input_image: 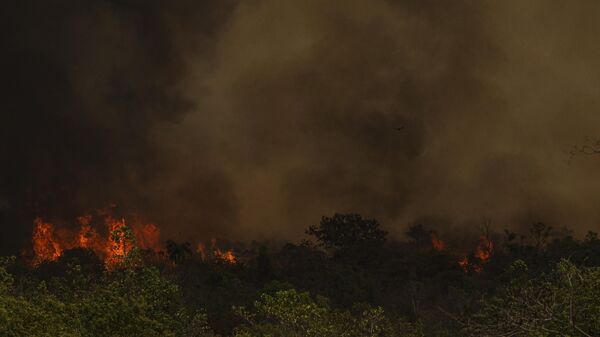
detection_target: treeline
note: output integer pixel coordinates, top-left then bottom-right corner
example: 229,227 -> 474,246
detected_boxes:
2,213 -> 600,336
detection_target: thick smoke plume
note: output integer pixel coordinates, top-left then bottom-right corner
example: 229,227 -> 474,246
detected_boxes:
2,0 -> 600,254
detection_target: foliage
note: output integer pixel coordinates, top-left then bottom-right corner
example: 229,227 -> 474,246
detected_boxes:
166,240 -> 193,265
466,259 -> 600,337
232,289 -> 415,337
0,257 -> 77,337
6,213 -> 600,336
0,257 -> 215,337
307,213 -> 387,252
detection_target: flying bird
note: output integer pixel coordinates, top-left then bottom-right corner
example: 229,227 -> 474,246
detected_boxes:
394,126 -> 405,132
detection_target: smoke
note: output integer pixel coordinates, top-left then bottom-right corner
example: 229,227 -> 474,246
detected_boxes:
0,0 -> 239,252
2,0 -> 600,254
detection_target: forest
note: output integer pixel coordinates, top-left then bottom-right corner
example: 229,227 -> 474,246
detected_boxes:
4,1 -> 600,336
2,213 -> 600,337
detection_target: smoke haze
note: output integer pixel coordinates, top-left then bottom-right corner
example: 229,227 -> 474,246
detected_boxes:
2,0 -> 600,253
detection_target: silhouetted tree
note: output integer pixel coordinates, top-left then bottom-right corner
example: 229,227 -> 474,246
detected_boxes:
306,213 -> 387,252
166,240 -> 192,265
256,246 -> 272,285
405,224 -> 432,250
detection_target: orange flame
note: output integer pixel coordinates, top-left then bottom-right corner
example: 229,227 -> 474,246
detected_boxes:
208,238 -> 237,264
131,222 -> 161,252
77,215 -> 101,249
457,236 -> 494,273
196,242 -> 207,261
104,216 -> 131,269
30,209 -> 165,269
32,217 -> 62,265
475,236 -> 493,261
214,249 -> 237,264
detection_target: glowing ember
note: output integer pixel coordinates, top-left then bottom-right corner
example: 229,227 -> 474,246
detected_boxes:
431,232 -> 446,251
196,242 -> 207,261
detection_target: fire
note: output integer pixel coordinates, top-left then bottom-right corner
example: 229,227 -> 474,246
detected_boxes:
104,216 -> 131,269
457,236 -> 494,273
30,208 -> 239,268
194,238 -> 237,264
132,222 -> 161,251
196,242 -> 207,261
77,215 -> 100,249
211,238 -> 237,264
431,232 -> 446,251
30,210 -> 165,268
78,224 -> 99,248
214,248 -> 237,264
475,236 -> 493,261
32,217 -> 62,265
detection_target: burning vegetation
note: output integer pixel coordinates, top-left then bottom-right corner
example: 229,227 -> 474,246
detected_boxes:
30,207 -> 502,278
197,239 -> 237,264
6,212 -> 600,337
430,232 -> 446,252
31,213 -> 155,268
29,207 -> 237,269
4,0 -> 600,335
32,217 -> 62,265
422,228 -> 495,273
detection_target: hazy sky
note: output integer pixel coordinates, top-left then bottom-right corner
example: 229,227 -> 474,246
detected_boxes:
2,1 -> 600,253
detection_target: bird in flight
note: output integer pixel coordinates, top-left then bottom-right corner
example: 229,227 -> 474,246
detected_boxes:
394,126 -> 405,132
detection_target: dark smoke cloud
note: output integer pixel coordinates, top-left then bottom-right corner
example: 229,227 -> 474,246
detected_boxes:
0,0 -> 238,253
2,0 -> 600,254
181,0 -> 507,238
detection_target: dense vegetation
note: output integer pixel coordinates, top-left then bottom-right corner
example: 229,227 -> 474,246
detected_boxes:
2,213 -> 600,336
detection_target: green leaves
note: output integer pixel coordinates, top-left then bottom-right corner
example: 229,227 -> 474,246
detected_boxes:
467,259 -> 600,337
0,260 -> 216,337
233,289 -> 415,337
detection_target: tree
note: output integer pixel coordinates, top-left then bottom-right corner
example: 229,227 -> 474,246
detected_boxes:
405,224 -> 433,250
466,259 -> 600,337
232,288 -> 410,337
0,253 -> 216,337
255,246 -> 272,285
306,213 -> 387,252
166,240 -> 193,265
0,257 -> 78,336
